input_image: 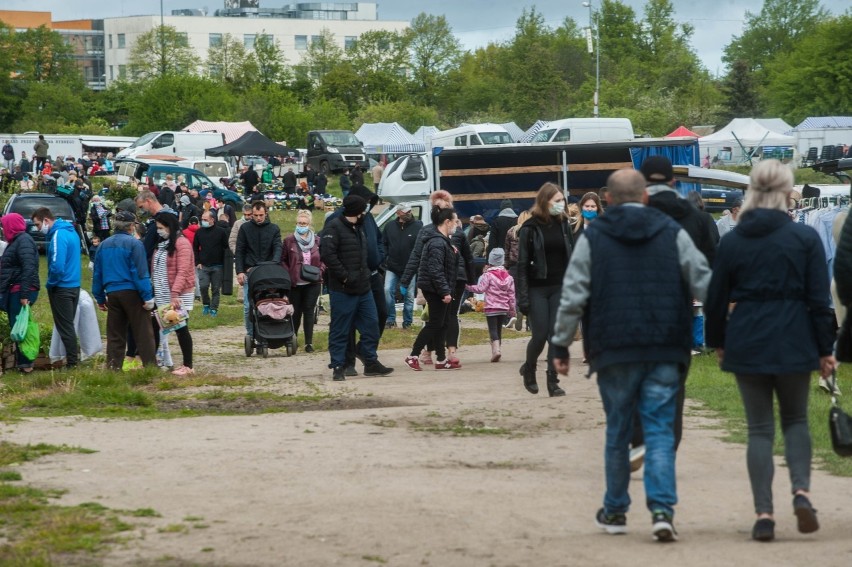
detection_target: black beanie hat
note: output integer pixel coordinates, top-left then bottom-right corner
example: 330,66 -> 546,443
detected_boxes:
343,195 -> 367,216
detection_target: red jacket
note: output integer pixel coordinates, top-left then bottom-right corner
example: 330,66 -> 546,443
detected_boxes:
183,224 -> 199,246
152,235 -> 195,301
280,233 -> 323,285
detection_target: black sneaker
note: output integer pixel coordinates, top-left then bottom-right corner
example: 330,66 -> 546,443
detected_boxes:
651,510 -> 678,542
363,361 -> 394,376
793,494 -> 819,534
344,365 -> 358,377
595,508 -> 627,535
384,321 -> 396,329
305,344 -> 314,353
332,367 -> 346,381
752,518 -> 775,542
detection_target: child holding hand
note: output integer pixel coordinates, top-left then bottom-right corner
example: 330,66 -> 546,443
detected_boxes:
466,248 -> 516,362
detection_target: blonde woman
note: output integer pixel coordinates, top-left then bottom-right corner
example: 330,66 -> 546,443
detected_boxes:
706,160 -> 835,542
280,210 -> 323,353
504,210 -> 531,329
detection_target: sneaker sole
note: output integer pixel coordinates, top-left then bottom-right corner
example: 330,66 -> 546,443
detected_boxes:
595,520 -> 627,535
653,522 -> 678,542
794,505 -> 819,534
364,370 -> 394,376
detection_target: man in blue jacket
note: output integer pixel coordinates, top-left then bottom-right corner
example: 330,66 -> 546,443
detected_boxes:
92,210 -> 157,370
32,208 -> 82,369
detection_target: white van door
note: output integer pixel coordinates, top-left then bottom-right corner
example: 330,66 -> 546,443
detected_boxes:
377,155 -> 431,204
150,133 -> 176,153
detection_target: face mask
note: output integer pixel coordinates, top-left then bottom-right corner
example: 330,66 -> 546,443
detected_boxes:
582,210 -> 598,220
364,204 -> 371,214
549,201 -> 565,216
295,225 -> 310,235
201,221 -> 211,228
157,229 -> 169,240
40,222 -> 50,235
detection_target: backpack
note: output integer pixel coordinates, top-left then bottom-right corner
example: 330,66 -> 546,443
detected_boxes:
470,234 -> 487,258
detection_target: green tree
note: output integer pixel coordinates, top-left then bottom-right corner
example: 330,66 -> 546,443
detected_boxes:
12,82 -> 90,132
254,33 -> 290,87
205,33 -> 253,86
128,25 -> 200,80
124,76 -> 235,134
407,13 -> 462,106
723,0 -> 828,72
353,101 -> 441,134
348,30 -> 409,76
13,25 -> 77,83
298,28 -> 344,83
721,60 -> 762,120
764,14 -> 852,124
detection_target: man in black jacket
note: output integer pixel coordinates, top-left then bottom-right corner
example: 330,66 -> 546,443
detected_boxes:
193,211 -> 230,316
282,167 -> 298,192
488,199 -> 518,255
320,195 -> 393,381
240,165 -> 260,197
383,205 -> 422,329
235,202 -> 282,335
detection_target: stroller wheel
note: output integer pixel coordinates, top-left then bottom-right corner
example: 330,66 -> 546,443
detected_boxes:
286,341 -> 297,357
244,334 -> 253,357
313,305 -> 320,325
260,346 -> 269,358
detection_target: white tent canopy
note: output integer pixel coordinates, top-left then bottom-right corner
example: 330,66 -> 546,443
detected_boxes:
412,125 -> 439,144
788,116 -> 852,155
699,118 -> 796,163
355,122 -> 425,154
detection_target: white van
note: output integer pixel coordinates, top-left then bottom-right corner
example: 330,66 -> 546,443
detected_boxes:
428,124 -> 514,149
176,158 -> 233,182
116,131 -> 225,160
531,118 -> 634,143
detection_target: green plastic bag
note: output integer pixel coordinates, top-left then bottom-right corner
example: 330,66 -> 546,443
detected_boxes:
10,305 -> 30,343
20,320 -> 40,361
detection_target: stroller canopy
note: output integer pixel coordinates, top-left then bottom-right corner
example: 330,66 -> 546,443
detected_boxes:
247,262 -> 292,293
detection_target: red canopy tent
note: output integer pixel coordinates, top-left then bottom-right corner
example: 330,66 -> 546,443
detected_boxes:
665,125 -> 700,138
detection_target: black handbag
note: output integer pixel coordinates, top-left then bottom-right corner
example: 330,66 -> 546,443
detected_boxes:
835,313 -> 852,362
829,395 -> 852,457
300,264 -> 321,283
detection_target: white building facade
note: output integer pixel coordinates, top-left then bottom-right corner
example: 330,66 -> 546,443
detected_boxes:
102,11 -> 408,85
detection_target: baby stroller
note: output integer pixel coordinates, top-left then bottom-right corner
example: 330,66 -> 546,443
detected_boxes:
245,262 -> 297,358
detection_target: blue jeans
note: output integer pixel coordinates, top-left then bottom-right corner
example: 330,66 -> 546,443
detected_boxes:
597,361 -> 680,517
243,288 -> 252,335
328,290 -> 379,369
384,271 -> 415,326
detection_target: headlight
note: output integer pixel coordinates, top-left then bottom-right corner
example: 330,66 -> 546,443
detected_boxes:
327,147 -> 340,154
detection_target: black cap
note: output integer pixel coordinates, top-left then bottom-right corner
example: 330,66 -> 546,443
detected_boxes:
640,155 -> 674,183
342,195 -> 367,216
115,210 -> 136,222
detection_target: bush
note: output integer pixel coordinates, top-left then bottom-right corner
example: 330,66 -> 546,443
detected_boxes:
100,183 -> 137,205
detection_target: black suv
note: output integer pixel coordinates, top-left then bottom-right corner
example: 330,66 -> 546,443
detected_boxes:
1,193 -> 80,251
700,185 -> 745,213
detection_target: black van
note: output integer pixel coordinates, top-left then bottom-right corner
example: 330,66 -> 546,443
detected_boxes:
306,130 -> 368,174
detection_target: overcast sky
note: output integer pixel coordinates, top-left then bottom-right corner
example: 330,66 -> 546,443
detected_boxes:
4,0 -> 846,76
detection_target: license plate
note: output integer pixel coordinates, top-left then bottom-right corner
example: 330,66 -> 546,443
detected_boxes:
707,198 -> 725,203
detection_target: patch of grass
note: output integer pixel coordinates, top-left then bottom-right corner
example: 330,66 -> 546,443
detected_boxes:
362,555 -> 388,564
182,515 -> 204,522
157,523 -> 189,534
0,471 -> 22,481
130,508 -> 161,518
154,375 -> 252,391
409,418 -> 513,437
687,355 -> 852,477
201,547 -> 214,552
0,442 -> 96,468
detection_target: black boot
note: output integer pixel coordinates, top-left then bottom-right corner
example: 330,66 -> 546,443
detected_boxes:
546,371 -> 566,397
520,362 -> 538,394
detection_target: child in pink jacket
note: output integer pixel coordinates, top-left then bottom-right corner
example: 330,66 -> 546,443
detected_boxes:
466,248 -> 516,362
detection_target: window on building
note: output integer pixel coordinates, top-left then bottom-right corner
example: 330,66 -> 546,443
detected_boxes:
244,34 -> 256,49
108,34 -> 112,49
209,33 -> 222,47
178,32 -> 189,47
118,65 -> 126,79
311,35 -> 321,45
295,35 -> 307,50
259,33 -> 273,46
344,36 -> 357,51
85,66 -> 95,82
109,66 -> 114,81
117,34 -> 125,49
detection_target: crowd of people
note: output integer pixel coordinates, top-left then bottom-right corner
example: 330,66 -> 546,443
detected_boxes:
1,150 -> 847,544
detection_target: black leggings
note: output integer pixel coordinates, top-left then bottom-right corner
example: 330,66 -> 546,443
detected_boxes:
290,282 -> 321,345
525,284 -> 562,373
487,314 -> 506,342
155,320 -> 193,368
445,281 -> 466,349
411,291 -> 450,361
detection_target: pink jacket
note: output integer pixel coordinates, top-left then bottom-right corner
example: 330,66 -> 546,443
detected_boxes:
152,236 -> 195,301
466,266 -> 516,315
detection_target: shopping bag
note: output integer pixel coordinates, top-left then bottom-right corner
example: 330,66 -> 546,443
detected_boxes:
10,305 -> 30,343
20,320 -> 40,360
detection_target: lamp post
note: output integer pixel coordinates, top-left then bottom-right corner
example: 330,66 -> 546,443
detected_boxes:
582,1 -> 600,118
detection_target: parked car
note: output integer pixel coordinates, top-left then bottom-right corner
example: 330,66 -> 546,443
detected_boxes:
1,193 -> 82,251
700,185 -> 745,213
115,159 -> 243,207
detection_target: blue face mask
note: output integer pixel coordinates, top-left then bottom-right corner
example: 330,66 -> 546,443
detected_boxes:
582,210 -> 598,220
201,221 -> 211,228
295,225 -> 310,235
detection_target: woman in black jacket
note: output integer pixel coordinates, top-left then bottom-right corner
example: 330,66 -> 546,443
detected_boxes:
445,217 -> 476,365
405,207 -> 459,371
516,182 -> 574,396
705,160 -> 835,542
0,213 -> 41,373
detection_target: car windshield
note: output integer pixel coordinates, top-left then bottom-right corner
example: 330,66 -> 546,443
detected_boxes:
196,162 -> 229,178
532,129 -> 556,143
323,132 -> 360,147
479,132 -> 513,145
10,197 -> 74,221
128,132 -> 159,149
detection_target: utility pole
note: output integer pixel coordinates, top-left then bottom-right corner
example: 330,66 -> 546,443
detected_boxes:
582,1 -> 600,118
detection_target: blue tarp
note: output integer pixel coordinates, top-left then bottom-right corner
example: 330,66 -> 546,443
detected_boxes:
630,142 -> 701,197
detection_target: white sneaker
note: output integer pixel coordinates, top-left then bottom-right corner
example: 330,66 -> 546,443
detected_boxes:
504,317 -> 517,329
819,376 -> 841,396
629,445 -> 646,472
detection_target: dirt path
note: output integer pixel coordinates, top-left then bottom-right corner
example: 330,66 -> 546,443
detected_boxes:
6,329 -> 852,567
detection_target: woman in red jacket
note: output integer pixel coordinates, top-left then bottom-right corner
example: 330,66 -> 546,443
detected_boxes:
280,209 -> 323,353
152,212 -> 196,375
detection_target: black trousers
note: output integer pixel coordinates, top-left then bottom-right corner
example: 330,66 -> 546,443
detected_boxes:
411,291 -> 451,361
346,272 -> 386,366
290,282 -> 321,346
445,281 -> 466,349
48,286 -> 80,366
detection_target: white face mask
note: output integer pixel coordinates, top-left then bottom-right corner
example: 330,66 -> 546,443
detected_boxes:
40,222 -> 50,235
157,229 -> 169,240
549,201 -> 565,216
